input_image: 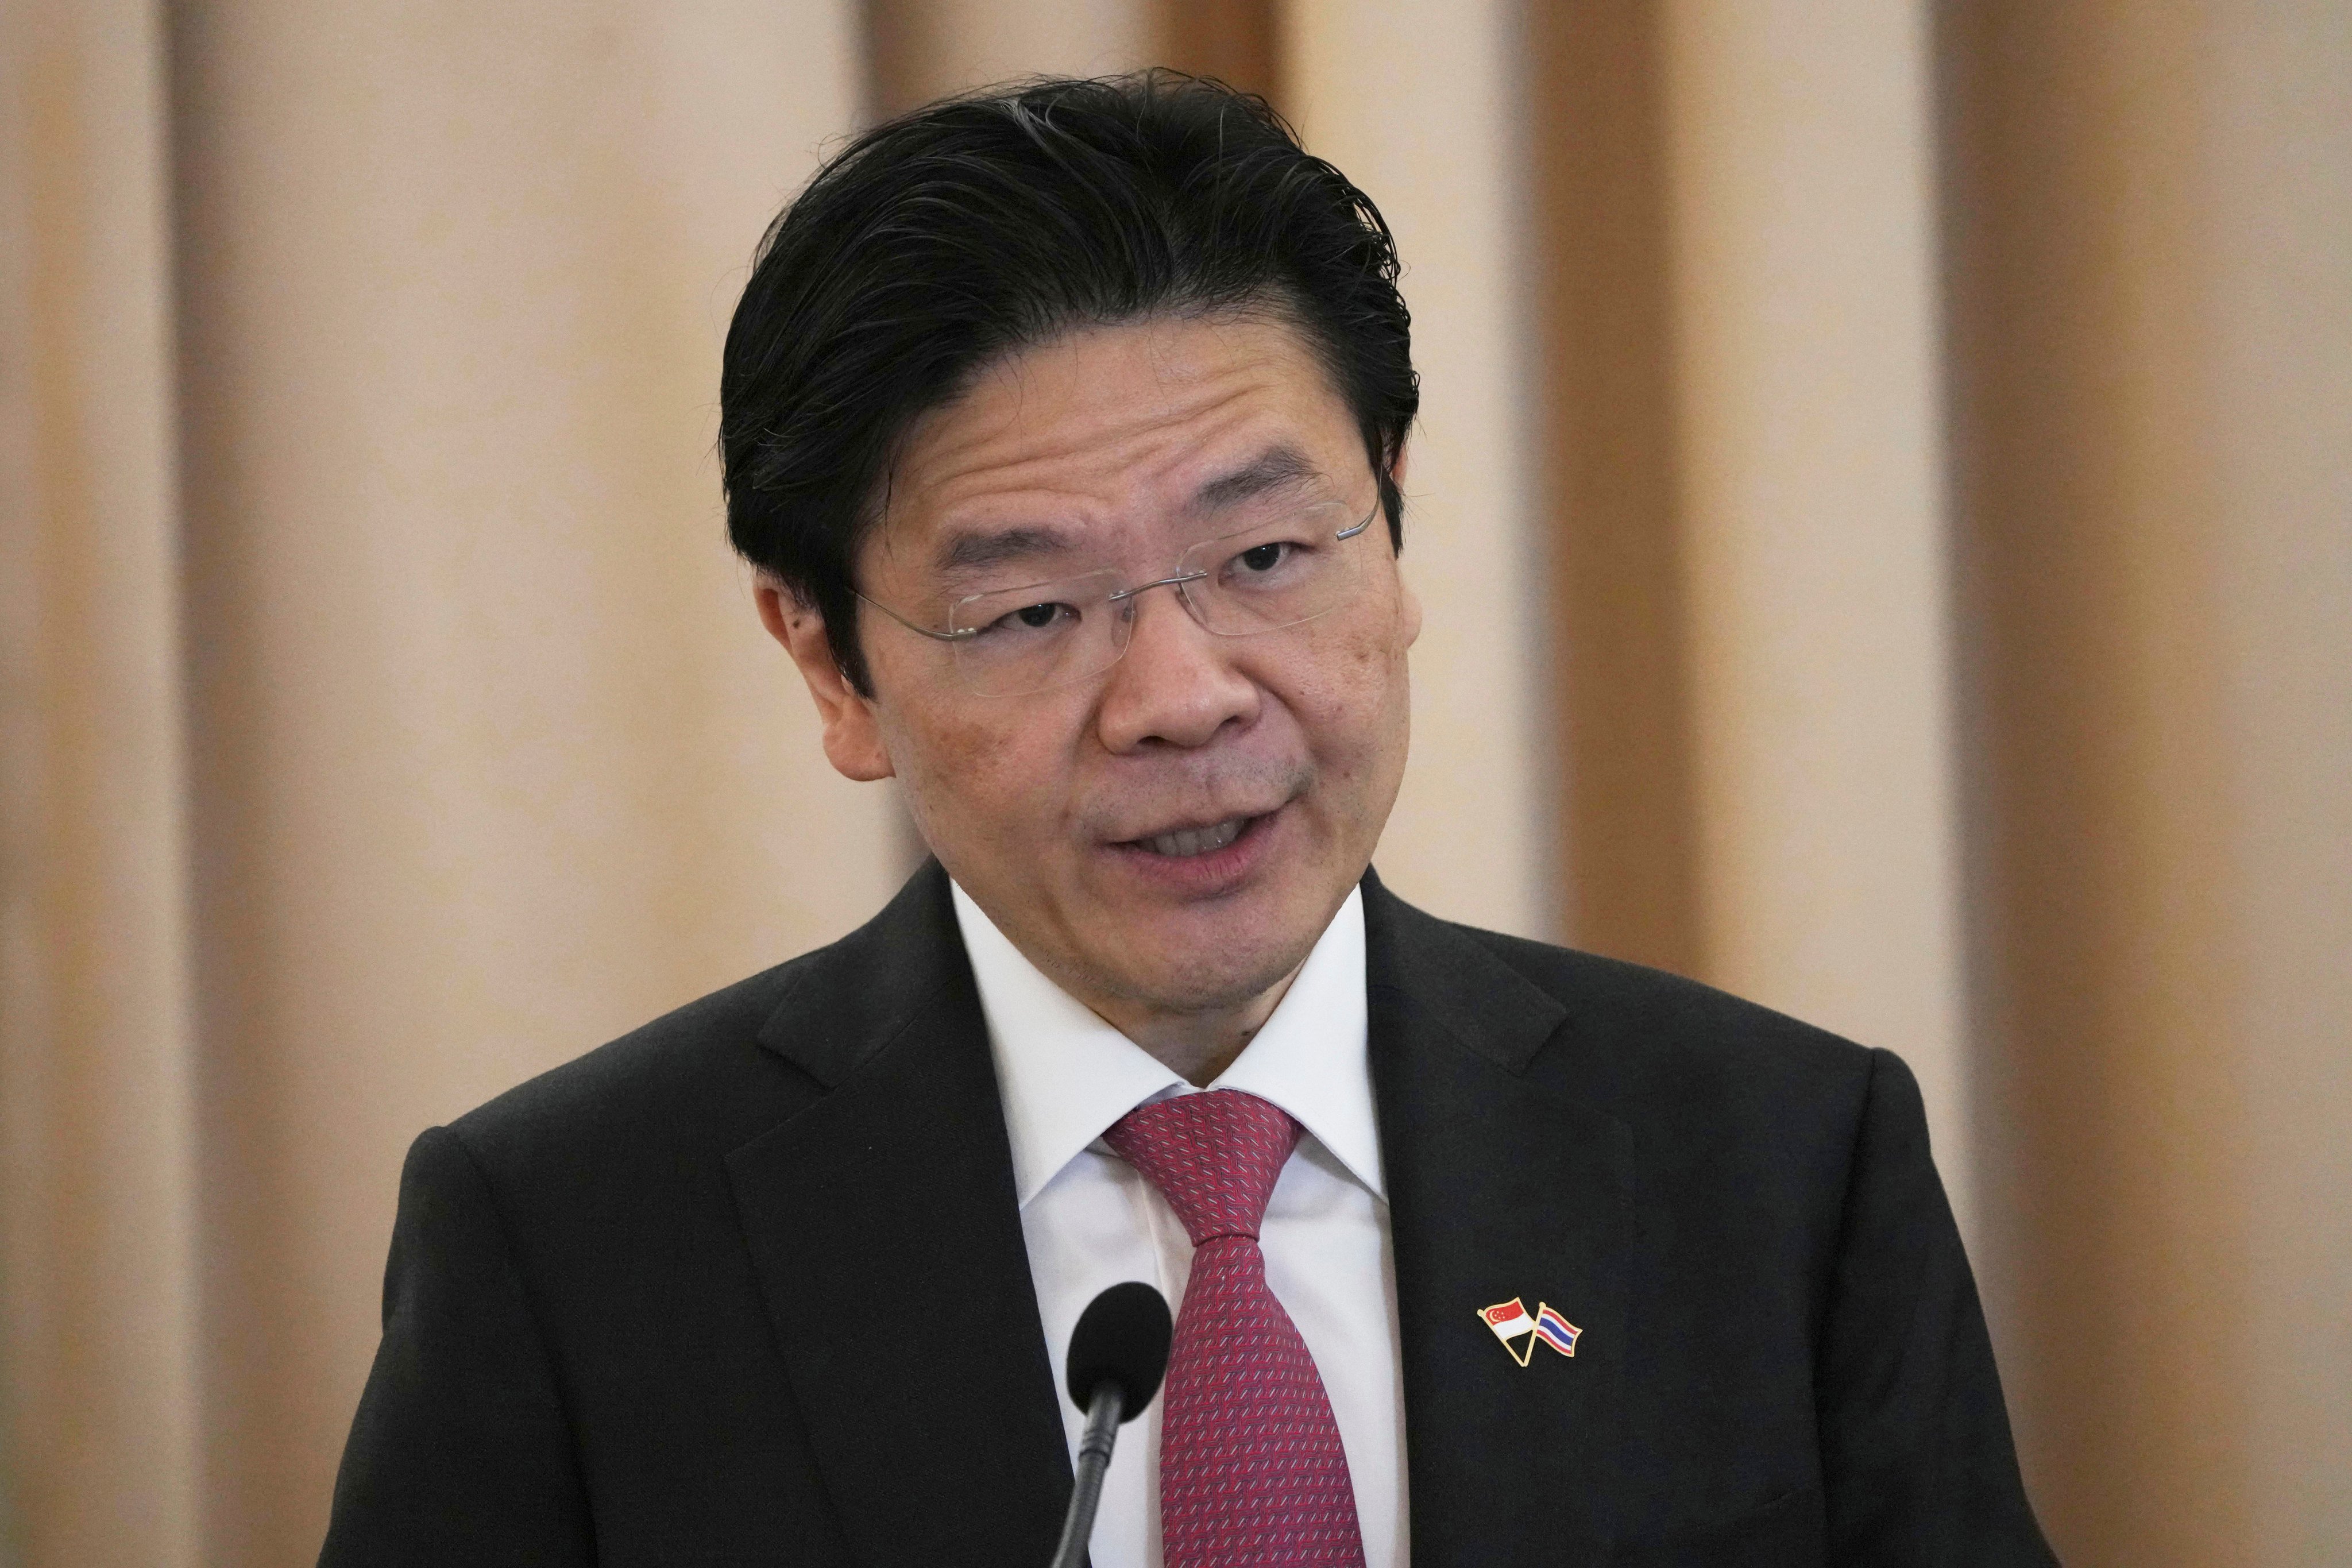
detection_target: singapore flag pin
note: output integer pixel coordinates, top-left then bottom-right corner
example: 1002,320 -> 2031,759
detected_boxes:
1477,1297 -> 1539,1368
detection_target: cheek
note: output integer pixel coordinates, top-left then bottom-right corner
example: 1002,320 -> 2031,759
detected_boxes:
1284,613 -> 1414,782
883,702 -> 1078,854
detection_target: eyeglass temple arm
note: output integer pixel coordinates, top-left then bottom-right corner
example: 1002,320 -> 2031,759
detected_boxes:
853,589 -> 980,643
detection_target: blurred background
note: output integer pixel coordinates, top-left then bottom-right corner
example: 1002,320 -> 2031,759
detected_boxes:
1,1 -> 2343,1563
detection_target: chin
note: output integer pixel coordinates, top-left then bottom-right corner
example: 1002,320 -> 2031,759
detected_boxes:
1096,902 -> 1323,1015
1117,952 -> 1308,1017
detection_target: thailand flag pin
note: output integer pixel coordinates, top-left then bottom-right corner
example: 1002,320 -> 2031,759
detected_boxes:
1534,1301 -> 1582,1358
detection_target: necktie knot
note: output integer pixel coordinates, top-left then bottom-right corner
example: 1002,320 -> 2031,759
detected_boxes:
1102,1089 -> 1301,1246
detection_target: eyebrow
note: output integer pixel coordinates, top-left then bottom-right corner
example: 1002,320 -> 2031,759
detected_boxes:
1188,445 -> 1324,514
935,525 -> 1078,576
928,445 -> 1328,577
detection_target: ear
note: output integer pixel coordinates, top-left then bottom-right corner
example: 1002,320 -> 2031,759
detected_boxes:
1387,436 -> 1411,493
754,577 -> 895,782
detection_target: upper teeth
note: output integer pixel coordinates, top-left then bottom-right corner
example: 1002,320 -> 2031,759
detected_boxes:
1146,817 -> 1249,858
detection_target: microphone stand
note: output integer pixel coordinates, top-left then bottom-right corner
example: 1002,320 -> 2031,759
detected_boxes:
1046,1382 -> 1125,1568
1046,1279 -> 1168,1567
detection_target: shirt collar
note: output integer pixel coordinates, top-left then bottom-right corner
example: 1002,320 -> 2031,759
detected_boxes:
951,880 -> 1384,1208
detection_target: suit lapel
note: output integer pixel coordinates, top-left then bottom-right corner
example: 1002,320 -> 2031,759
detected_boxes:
1364,875 -> 1635,1563
726,865 -> 1071,1565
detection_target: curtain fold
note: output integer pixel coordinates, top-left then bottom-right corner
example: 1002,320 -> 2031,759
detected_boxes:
9,2 -> 890,1561
0,3 -> 201,1565
1285,0 -> 1556,943
164,3 -> 888,1557
1652,0 -> 1972,1230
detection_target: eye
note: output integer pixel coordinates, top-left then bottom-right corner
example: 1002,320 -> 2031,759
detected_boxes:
1237,542 -> 1289,574
981,599 -> 1077,635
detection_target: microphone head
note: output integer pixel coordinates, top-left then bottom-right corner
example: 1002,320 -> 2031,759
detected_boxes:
1065,1281 -> 1172,1423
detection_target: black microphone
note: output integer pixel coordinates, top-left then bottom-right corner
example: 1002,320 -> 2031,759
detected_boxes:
1047,1281 -> 1172,1568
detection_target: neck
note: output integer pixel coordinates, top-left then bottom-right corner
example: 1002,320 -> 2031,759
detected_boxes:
1088,963 -> 1308,1087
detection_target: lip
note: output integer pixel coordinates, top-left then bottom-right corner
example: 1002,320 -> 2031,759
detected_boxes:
1107,801 -> 1285,846
1100,804 -> 1285,898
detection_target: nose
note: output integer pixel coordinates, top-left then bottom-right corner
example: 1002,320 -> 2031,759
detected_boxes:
1094,581 -> 1260,753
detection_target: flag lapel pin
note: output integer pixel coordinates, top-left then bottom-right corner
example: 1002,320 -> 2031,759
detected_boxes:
1533,1301 -> 1582,1358
1478,1296 -> 1538,1368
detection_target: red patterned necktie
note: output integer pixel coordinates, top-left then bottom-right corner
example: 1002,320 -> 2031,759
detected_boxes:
1102,1090 -> 1367,1567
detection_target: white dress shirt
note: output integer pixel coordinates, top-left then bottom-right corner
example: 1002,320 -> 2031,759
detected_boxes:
951,882 -> 1408,1568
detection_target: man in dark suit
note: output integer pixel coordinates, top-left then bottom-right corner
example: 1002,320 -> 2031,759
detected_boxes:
321,74 -> 2055,1565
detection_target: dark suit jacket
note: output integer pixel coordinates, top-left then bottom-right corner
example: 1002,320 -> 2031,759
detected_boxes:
320,863 -> 2055,1566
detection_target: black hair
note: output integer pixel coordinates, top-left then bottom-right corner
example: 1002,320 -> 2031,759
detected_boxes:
719,70 -> 1418,693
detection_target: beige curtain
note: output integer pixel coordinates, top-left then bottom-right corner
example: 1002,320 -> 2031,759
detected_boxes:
6,1 -> 896,1561
1,3 -> 199,1564
1535,0 -> 1977,1216
1938,5 -> 2352,1558
1652,0 -> 1973,1226
1532,1 -> 2351,1563
167,4 -> 905,1557
4,2 -> 2346,1564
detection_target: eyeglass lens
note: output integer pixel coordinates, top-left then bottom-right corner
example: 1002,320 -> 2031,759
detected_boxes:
941,499 -> 1373,696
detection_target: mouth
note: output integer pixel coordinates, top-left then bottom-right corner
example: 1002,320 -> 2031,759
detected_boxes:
1133,814 -> 1256,859
1098,782 -> 1303,894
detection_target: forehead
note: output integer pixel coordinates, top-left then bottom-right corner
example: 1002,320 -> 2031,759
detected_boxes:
872,312 -> 1360,571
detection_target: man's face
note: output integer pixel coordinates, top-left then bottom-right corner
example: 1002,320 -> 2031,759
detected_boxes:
781,311 -> 1419,1020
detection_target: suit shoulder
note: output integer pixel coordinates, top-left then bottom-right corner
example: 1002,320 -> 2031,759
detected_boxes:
1423,921 -> 1921,1226
1473,924 -> 1864,1059
435,866 -> 955,1185
441,948 -> 824,1178
1411,916 -> 1891,1133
